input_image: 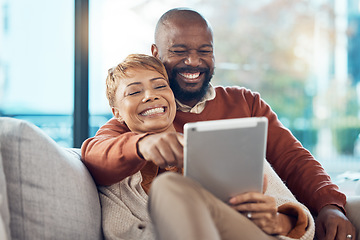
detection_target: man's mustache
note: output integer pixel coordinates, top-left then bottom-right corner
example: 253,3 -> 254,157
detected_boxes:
173,67 -> 209,73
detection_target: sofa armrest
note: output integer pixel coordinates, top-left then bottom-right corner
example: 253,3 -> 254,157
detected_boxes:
0,117 -> 103,240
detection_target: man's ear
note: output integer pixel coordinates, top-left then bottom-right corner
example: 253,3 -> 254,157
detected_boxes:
151,44 -> 159,58
112,107 -> 124,123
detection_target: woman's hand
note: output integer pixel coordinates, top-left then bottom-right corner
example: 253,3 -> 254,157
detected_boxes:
137,132 -> 184,168
228,192 -> 295,236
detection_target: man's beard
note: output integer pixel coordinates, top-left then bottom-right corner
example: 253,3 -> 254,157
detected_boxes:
169,67 -> 213,104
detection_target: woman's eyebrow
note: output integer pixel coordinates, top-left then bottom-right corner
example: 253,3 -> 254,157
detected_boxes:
150,77 -> 166,82
126,82 -> 141,87
125,77 -> 166,87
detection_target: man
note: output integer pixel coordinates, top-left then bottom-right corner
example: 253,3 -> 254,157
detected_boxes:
82,8 -> 356,240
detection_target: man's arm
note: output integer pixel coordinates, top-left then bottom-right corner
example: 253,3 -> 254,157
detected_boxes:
246,90 -> 355,239
81,118 -> 184,186
81,118 -> 148,185
246,91 -> 346,213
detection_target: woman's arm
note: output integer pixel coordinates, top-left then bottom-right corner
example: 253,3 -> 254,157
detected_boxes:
227,160 -> 315,239
228,192 -> 297,236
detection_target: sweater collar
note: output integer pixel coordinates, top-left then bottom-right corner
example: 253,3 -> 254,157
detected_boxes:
176,84 -> 216,114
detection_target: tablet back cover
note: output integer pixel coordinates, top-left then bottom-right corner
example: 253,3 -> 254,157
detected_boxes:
184,117 -> 267,202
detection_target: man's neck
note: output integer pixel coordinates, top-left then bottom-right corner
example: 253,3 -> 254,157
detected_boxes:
178,99 -> 200,108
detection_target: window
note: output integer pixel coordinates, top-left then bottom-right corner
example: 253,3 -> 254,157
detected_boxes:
1,0 -> 358,194
89,0 -> 360,195
0,0 -> 74,147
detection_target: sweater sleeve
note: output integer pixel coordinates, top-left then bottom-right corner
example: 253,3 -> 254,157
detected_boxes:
263,160 -> 315,239
246,90 -> 346,215
278,203 -> 309,239
81,118 -> 148,186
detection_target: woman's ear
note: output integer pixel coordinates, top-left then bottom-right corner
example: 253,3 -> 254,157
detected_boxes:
112,107 -> 124,123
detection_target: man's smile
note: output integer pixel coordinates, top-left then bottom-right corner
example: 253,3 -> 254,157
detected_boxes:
177,71 -> 204,84
179,72 -> 201,79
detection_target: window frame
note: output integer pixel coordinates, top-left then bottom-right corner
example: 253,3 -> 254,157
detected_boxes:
74,0 -> 89,147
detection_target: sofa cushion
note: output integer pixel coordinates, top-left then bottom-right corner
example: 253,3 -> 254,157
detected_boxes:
0,117 -> 102,240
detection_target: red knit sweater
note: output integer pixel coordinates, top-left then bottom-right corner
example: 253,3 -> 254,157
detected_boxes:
81,86 -> 346,214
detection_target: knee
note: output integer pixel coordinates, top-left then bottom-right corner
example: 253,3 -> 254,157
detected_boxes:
150,172 -> 182,194
148,172 -> 186,210
150,172 -> 203,198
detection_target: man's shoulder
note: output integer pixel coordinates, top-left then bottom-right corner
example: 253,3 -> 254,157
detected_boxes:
102,117 -> 123,128
97,117 -> 130,135
213,86 -> 259,99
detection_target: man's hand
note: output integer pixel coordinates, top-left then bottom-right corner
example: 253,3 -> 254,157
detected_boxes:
315,205 -> 356,240
137,132 -> 184,168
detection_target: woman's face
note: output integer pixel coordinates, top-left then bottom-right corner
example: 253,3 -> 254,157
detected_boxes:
112,68 -> 176,133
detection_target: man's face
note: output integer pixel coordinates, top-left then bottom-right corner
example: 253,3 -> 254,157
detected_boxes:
112,69 -> 176,134
152,19 -> 215,107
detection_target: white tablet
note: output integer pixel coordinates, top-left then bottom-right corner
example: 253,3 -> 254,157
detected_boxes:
184,117 -> 268,202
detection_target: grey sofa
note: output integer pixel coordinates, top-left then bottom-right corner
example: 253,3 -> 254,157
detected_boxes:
0,117 -> 359,240
0,117 -> 103,240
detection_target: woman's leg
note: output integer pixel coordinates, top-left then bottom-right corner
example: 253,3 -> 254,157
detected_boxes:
148,172 -> 277,240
